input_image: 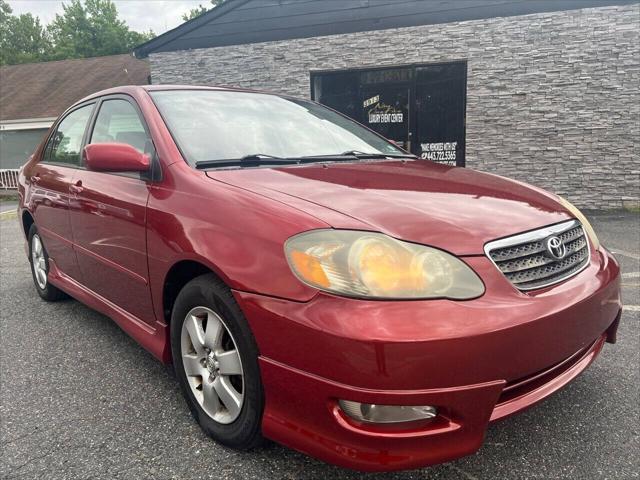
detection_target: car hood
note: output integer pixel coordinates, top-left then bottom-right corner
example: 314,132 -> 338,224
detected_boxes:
206,160 -> 571,255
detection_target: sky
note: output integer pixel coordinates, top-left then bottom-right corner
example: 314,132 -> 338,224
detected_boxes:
7,0 -> 208,35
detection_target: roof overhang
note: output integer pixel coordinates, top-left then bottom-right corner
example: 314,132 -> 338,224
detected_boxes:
133,0 -> 639,59
0,118 -> 56,131
134,0 -> 250,59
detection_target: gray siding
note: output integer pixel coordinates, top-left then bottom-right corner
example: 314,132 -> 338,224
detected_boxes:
150,4 -> 640,210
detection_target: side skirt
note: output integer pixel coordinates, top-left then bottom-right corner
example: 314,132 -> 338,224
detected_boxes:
47,259 -> 171,363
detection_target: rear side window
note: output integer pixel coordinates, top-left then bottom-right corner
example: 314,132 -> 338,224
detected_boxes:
90,99 -> 150,153
43,104 -> 94,166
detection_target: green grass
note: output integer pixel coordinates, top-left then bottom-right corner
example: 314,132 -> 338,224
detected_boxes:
624,205 -> 640,214
0,193 -> 20,203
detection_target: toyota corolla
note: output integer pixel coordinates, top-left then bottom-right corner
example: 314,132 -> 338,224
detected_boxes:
17,85 -> 621,472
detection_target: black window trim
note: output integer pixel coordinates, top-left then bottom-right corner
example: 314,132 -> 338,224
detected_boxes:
39,94 -> 162,182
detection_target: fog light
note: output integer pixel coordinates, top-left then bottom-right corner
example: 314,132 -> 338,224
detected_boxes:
339,400 -> 437,424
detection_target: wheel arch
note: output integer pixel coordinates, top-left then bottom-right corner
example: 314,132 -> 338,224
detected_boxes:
22,210 -> 34,238
161,259 -> 228,325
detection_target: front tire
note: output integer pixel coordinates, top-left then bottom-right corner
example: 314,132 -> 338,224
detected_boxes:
170,273 -> 264,450
28,224 -> 67,302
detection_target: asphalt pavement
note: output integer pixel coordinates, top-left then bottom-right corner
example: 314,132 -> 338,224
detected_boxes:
1,211 -> 638,479
0,200 -> 18,216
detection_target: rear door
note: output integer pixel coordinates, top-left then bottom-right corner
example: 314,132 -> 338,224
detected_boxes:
68,96 -> 156,325
29,102 -> 95,281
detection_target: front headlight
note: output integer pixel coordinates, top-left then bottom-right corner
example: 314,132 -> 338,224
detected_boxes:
556,196 -> 601,250
284,230 -> 484,299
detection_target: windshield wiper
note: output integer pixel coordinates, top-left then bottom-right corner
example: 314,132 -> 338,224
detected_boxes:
195,151 -> 416,169
294,151 -> 416,163
340,150 -> 416,159
340,150 -> 377,157
195,153 -> 300,169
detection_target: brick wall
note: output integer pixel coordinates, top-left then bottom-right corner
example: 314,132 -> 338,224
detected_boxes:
150,4 -> 639,209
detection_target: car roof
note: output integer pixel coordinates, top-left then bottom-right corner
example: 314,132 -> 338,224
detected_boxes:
75,84 -> 281,105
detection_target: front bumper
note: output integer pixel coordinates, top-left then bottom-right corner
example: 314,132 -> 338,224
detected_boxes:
235,247 -> 621,472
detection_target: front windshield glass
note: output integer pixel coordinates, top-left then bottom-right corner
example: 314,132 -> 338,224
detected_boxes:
149,90 -> 405,165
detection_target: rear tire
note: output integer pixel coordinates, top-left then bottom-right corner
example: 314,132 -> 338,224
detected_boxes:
170,273 -> 264,450
28,224 -> 67,302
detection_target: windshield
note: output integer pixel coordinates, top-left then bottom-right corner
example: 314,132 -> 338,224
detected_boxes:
149,90 -> 405,165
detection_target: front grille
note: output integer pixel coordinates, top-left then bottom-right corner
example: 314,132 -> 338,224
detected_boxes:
485,220 -> 590,291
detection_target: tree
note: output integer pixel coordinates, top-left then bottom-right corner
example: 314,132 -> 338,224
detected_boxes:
182,0 -> 226,22
47,0 -> 154,61
0,0 -> 51,65
0,0 -> 155,65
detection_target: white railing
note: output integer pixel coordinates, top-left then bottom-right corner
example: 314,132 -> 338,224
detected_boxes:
0,169 -> 19,190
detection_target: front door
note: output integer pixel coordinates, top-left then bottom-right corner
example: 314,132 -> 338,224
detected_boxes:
68,97 -> 156,325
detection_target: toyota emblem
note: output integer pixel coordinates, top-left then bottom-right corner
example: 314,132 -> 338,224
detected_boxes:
546,236 -> 567,260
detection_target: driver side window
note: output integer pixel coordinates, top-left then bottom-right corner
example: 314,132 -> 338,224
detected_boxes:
89,99 -> 151,154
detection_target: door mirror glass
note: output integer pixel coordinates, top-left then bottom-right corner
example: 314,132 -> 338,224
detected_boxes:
83,143 -> 150,172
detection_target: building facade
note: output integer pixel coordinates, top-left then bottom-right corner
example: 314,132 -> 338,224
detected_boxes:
137,0 -> 639,209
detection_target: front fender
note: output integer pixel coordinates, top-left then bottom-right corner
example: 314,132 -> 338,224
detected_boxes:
146,164 -> 327,326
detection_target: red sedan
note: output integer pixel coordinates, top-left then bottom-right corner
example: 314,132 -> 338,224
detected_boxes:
17,85 -> 621,472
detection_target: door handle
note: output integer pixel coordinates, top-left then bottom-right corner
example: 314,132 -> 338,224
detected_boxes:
69,181 -> 83,194
30,175 -> 40,184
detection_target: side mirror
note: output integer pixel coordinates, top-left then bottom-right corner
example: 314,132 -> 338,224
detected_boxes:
83,143 -> 150,172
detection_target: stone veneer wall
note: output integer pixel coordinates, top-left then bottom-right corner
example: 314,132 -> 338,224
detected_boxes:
150,4 -> 639,209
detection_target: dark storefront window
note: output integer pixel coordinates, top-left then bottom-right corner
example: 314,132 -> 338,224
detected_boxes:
311,71 -> 360,120
311,62 -> 467,166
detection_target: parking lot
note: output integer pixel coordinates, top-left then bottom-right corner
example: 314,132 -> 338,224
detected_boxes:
1,210 -> 638,479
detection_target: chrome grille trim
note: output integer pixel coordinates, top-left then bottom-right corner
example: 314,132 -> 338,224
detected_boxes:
484,220 -> 591,291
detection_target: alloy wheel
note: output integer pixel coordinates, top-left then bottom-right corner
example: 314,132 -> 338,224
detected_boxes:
31,234 -> 47,290
180,306 -> 244,424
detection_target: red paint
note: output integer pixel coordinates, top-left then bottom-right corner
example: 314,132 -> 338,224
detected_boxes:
27,164 -> 83,281
83,143 -> 150,172
68,168 -> 155,324
206,161 -> 571,255
17,86 -> 622,472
